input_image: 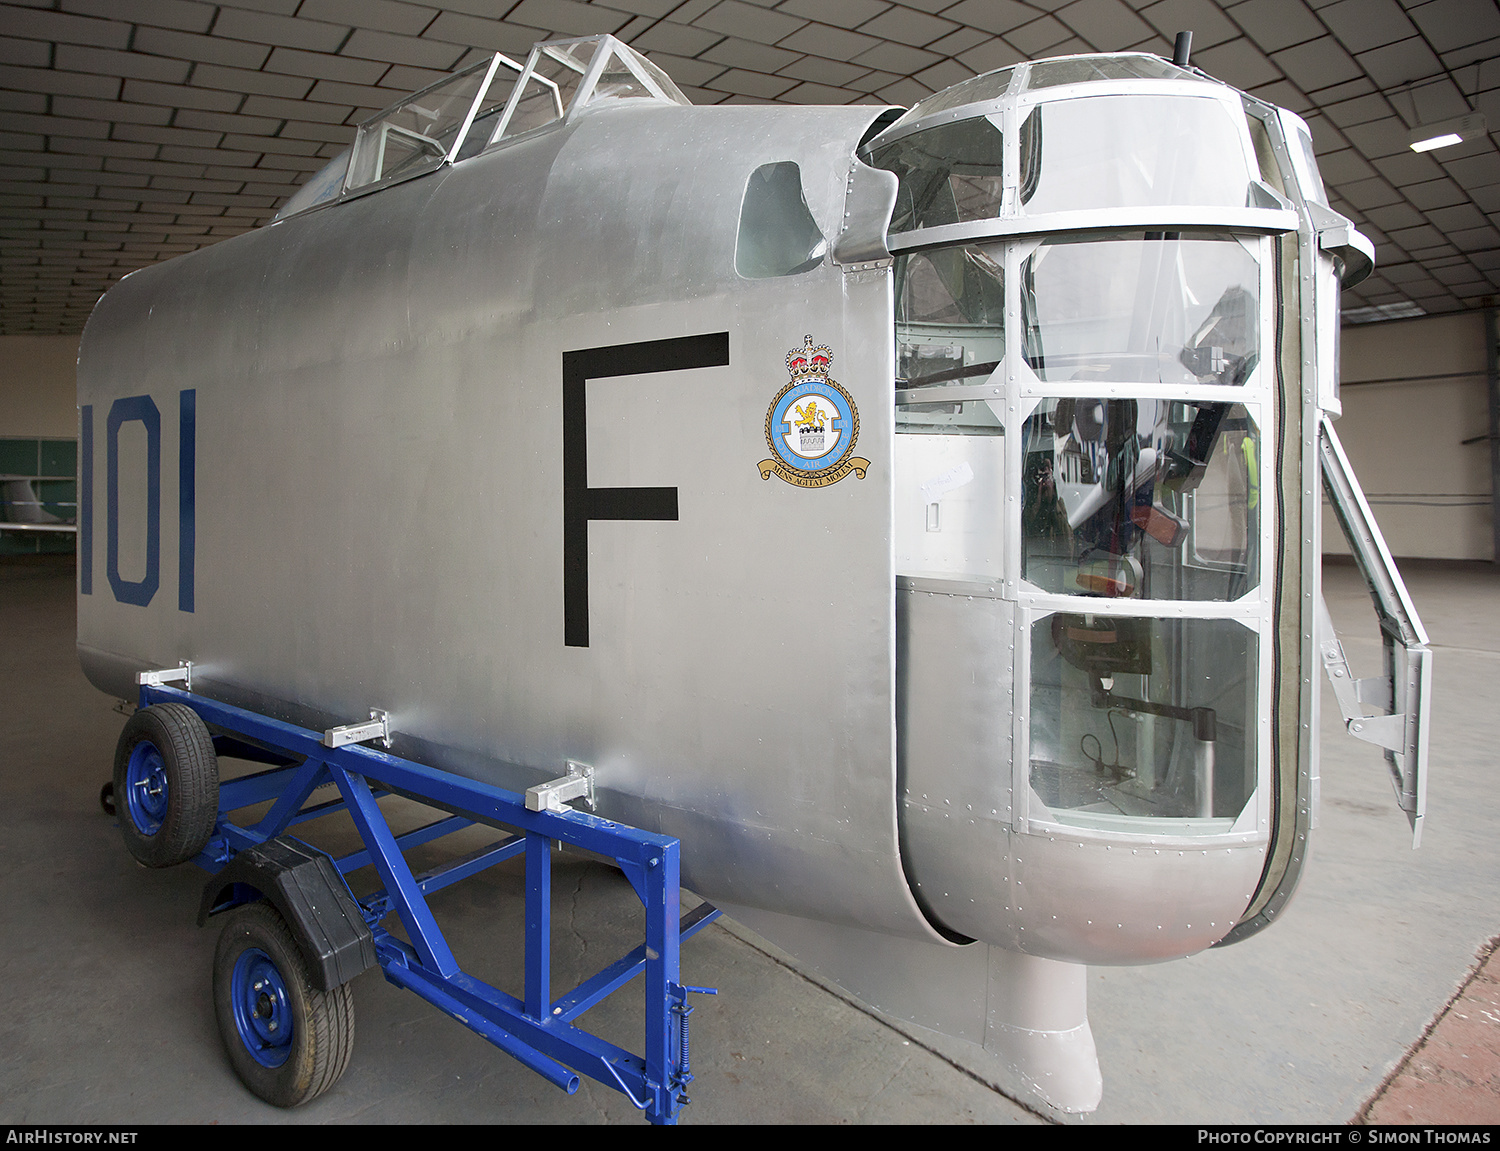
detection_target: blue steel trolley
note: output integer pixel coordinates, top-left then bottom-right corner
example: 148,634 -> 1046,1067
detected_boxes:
110,669 -> 719,1124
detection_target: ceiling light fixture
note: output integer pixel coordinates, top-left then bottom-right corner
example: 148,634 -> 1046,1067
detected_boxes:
1408,111 -> 1487,153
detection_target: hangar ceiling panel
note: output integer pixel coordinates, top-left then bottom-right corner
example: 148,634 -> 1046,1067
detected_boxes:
1,0 -> 1497,333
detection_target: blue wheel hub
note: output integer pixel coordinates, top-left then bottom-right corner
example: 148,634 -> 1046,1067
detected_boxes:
231,948 -> 293,1068
124,740 -> 169,837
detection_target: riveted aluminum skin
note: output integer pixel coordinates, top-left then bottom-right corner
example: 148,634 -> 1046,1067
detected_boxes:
78,97 -> 947,945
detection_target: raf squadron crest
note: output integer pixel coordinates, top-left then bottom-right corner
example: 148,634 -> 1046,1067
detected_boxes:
758,336 -> 870,488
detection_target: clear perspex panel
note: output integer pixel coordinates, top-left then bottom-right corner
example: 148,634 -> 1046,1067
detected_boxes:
346,61 -> 496,192
1020,399 -> 1260,600
1023,56 -> 1195,89
1018,95 -> 1254,215
895,246 -> 1004,386
452,59 -> 522,162
1022,234 -> 1260,387
487,41 -> 595,144
1030,614 -> 1257,833
871,118 -> 1005,235
493,66 -> 568,141
897,67 -> 1015,124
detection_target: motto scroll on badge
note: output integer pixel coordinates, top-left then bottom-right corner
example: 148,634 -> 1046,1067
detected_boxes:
758,336 -> 870,488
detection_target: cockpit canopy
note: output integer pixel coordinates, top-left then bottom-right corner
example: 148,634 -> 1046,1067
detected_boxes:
274,34 -> 690,221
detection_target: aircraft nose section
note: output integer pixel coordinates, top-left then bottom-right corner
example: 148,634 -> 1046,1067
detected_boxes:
897,581 -> 1269,965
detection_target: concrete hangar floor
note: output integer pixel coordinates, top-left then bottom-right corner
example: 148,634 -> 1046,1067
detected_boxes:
2,553 -> 1496,1125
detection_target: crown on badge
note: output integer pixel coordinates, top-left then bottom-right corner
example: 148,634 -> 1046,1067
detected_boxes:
786,334 -> 833,380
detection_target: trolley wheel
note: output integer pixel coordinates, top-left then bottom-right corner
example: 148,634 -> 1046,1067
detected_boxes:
213,901 -> 355,1108
111,702 -> 219,868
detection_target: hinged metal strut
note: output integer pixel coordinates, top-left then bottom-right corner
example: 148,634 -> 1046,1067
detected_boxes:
1317,415 -> 1432,847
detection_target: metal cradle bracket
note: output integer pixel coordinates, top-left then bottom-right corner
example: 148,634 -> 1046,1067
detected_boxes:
137,662 -> 192,690
323,709 -> 392,749
526,761 -> 596,813
1318,599 -> 1409,754
1307,201 -> 1375,288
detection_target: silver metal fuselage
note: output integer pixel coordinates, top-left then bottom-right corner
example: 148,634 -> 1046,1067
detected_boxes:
77,54 -> 1367,974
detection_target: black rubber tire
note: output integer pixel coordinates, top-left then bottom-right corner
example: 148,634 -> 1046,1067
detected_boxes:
112,702 -> 219,867
213,902 -> 355,1108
